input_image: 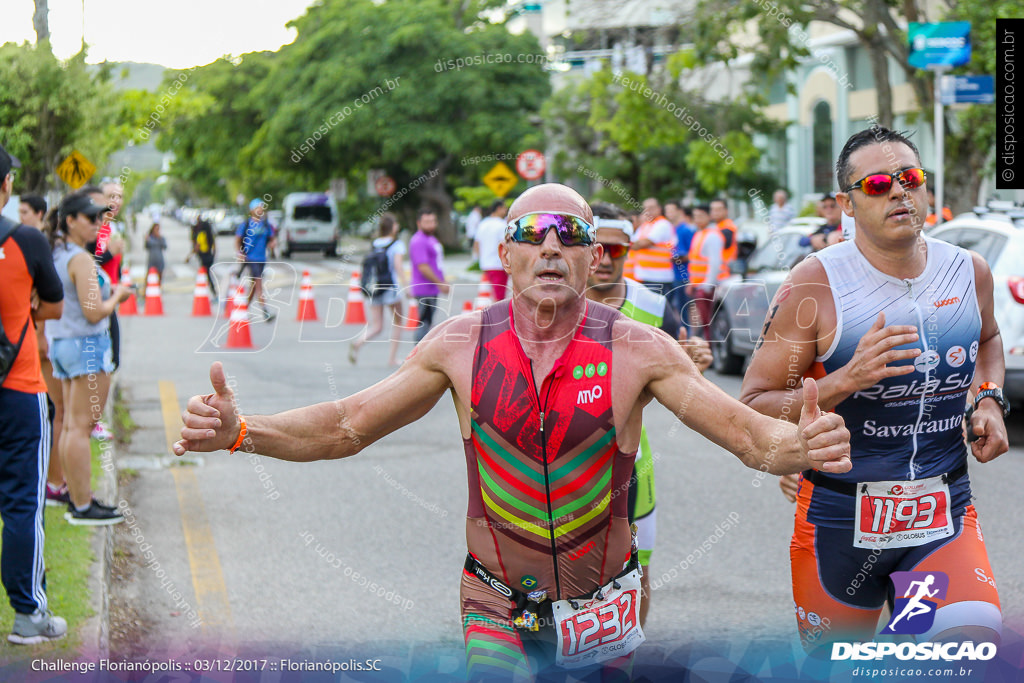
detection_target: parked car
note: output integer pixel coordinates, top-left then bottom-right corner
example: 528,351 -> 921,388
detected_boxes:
930,216 -> 1024,407
709,225 -> 817,374
279,192 -> 340,258
215,212 -> 244,236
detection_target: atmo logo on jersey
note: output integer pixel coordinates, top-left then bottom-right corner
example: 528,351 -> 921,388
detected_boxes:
881,570 -> 948,634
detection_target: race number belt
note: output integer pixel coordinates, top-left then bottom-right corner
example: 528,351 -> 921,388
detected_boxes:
551,568 -> 645,669
464,551 -> 644,668
803,464 -> 966,496
852,474 -> 956,549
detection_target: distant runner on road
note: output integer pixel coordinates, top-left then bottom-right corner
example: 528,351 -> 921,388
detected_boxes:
176,184 -> 851,680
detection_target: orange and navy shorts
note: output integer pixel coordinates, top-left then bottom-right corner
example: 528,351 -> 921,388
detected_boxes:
791,492 -> 1000,652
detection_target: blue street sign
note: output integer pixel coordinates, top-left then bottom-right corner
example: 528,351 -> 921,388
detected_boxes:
940,75 -> 995,105
908,22 -> 971,69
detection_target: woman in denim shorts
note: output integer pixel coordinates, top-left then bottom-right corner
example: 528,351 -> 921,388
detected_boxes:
47,192 -> 132,525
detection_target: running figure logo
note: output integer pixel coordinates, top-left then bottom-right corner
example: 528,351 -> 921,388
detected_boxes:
881,571 -> 949,634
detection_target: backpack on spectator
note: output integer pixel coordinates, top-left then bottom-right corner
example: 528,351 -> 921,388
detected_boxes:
0,217 -> 30,385
359,239 -> 397,297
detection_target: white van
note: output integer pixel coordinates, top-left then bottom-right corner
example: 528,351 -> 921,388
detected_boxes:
280,192 -> 339,257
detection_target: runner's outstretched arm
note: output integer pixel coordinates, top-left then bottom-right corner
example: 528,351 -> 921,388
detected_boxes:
641,329 -> 851,475
174,337 -> 453,461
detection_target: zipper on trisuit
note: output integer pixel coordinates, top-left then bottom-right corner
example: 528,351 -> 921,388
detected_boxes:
531,361 -> 561,597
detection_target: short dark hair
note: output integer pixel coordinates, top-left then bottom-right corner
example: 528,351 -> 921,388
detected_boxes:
416,207 -> 437,220
709,198 -> 727,208
378,212 -> 398,238
836,126 -> 921,190
590,201 -> 627,220
79,184 -> 103,196
20,194 -> 47,215
487,199 -> 506,215
664,199 -> 682,211
692,204 -> 711,215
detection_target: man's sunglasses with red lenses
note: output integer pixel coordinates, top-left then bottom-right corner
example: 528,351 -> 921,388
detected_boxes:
505,212 -> 596,247
598,243 -> 629,259
843,167 -> 926,196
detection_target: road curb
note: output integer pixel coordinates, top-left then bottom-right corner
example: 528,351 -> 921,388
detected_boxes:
79,384 -> 120,661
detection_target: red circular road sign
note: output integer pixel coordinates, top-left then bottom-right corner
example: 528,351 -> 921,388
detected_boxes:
375,175 -> 397,197
516,149 -> 547,181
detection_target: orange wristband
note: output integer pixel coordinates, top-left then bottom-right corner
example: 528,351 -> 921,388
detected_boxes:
228,417 -> 247,453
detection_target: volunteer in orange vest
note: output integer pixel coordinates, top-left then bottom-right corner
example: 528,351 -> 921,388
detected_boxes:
686,204 -> 728,336
923,186 -> 953,229
626,197 -> 677,295
709,198 -> 738,268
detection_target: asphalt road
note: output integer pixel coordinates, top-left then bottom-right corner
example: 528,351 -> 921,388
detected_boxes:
106,217 -> 1024,678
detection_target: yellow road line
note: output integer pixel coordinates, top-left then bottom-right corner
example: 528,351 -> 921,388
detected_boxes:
158,380 -> 234,638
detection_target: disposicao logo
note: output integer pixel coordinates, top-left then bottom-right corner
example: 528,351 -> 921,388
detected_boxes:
832,571 -> 997,662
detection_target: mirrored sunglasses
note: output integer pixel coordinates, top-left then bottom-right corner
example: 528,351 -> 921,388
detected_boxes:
506,212 -> 596,247
843,167 -> 926,196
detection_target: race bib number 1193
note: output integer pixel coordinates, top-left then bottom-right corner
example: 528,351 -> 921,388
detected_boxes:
854,475 -> 954,549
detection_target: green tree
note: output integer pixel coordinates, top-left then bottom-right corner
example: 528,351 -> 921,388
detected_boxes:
244,0 -> 551,245
542,63 -> 778,204
691,0 -> 1019,212
0,44 -> 123,194
155,51 -> 281,206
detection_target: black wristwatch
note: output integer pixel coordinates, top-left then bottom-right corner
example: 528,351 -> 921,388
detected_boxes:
975,382 -> 1011,419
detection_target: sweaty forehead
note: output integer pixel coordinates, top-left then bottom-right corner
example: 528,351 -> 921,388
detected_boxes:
849,141 -> 920,178
507,184 -> 593,224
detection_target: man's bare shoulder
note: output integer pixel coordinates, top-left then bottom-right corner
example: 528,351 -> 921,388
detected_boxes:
610,316 -> 687,372
409,311 -> 484,372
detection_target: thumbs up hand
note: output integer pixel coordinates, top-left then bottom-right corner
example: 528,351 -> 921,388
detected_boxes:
797,377 -> 852,474
174,362 -> 242,455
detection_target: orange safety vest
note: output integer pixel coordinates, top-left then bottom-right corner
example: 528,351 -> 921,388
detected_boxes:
717,218 -> 738,266
688,227 -> 730,284
628,217 -> 675,282
924,207 -> 954,228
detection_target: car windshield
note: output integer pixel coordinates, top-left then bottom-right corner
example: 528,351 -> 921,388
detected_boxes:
293,205 -> 333,222
745,232 -> 808,273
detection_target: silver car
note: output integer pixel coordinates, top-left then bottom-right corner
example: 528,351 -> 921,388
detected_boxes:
929,216 -> 1024,407
710,225 -> 816,374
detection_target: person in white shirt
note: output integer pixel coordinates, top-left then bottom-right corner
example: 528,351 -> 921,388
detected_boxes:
464,204 -> 482,249
768,189 -> 795,231
472,199 -> 509,299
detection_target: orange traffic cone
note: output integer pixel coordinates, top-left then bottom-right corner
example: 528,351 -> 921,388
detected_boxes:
222,273 -> 239,318
342,270 -> 367,325
143,267 -> 164,316
473,276 -> 494,311
192,267 -> 213,317
296,270 -> 318,321
404,300 -> 420,330
226,284 -> 253,349
118,266 -> 138,316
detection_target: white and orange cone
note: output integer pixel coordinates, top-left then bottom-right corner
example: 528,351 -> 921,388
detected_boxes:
192,267 -> 213,317
222,272 -> 239,318
143,267 -> 164,316
226,284 -> 254,349
342,270 -> 367,325
404,300 -> 420,330
296,270 -> 318,321
118,266 -> 138,316
473,276 -> 494,311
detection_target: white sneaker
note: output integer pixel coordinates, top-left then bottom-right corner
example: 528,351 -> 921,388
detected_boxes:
8,609 -> 67,644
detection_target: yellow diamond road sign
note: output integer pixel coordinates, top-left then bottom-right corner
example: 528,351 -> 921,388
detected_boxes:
483,162 -> 518,198
57,150 -> 96,189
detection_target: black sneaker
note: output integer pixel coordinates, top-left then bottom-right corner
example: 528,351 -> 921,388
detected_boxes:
64,500 -> 124,526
